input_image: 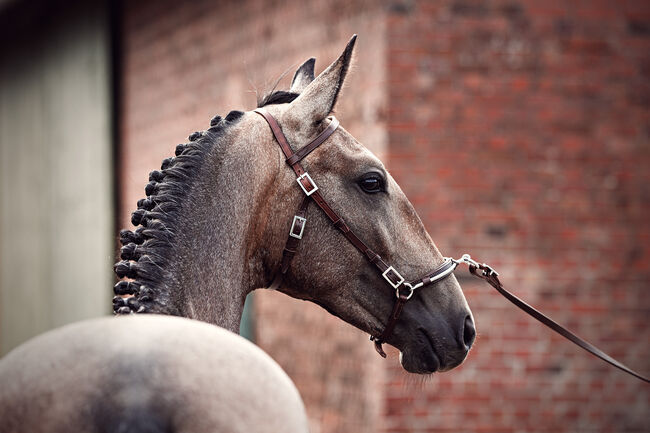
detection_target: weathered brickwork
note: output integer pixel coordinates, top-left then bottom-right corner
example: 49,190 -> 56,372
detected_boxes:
120,1 -> 649,432
383,1 -> 649,432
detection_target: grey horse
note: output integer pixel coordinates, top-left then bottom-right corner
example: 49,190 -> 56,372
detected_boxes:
0,36 -> 474,433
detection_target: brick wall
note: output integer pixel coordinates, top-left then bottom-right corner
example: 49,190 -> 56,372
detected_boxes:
120,1 -> 649,432
383,1 -> 649,432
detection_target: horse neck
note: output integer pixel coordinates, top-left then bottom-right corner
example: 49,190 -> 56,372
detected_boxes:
160,129 -> 281,332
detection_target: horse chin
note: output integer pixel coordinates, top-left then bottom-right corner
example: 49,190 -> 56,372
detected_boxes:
398,346 -> 440,374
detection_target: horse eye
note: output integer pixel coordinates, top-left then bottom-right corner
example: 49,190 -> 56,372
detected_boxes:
358,174 -> 384,193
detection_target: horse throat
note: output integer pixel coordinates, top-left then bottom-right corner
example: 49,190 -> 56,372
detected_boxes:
164,131 -> 281,332
166,174 -> 268,331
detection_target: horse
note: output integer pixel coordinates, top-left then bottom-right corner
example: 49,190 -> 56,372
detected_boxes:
0,315 -> 308,433
0,35 -> 474,432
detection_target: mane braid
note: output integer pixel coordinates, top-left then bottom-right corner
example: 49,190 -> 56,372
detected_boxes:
113,112 -> 243,315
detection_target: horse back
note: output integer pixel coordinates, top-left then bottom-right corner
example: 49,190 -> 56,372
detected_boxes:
0,315 -> 308,433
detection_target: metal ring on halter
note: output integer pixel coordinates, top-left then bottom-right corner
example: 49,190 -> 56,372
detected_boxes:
398,283 -> 416,300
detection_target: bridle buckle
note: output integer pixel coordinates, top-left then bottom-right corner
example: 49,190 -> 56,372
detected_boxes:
289,215 -> 307,239
296,172 -> 318,196
382,266 -> 404,289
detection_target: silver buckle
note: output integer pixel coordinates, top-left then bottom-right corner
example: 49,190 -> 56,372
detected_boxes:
382,266 -> 404,289
296,172 -> 318,196
289,215 -> 307,239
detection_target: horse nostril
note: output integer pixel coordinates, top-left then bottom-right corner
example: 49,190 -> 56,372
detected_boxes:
463,315 -> 476,349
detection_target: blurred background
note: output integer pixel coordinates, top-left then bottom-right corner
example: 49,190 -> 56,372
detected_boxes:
1,0 -> 648,432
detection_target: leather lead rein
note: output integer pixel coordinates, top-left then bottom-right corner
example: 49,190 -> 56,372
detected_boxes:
458,255 -> 649,383
255,109 -> 649,383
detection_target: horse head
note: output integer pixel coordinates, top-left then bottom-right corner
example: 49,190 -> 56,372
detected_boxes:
249,36 -> 475,374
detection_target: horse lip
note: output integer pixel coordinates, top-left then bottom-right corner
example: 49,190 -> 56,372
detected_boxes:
418,328 -> 441,373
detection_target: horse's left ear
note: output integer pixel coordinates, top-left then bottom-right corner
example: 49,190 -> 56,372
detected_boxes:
286,35 -> 356,122
290,58 -> 316,93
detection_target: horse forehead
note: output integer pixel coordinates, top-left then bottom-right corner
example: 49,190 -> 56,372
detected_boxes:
328,128 -> 383,169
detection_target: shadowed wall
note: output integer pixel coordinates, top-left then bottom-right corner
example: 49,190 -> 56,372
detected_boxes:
0,0 -> 113,356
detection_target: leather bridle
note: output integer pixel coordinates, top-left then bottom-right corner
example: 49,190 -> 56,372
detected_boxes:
255,108 -> 649,383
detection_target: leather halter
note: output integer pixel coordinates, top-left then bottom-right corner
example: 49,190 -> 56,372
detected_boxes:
255,108 -> 650,382
254,108 -> 449,357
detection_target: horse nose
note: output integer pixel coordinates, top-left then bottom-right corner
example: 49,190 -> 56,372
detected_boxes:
460,315 -> 476,350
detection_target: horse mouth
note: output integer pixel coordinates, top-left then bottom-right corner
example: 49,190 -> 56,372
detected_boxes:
399,328 -> 441,374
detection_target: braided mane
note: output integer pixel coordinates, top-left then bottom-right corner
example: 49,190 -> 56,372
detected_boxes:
113,110 -> 244,314
113,91 -> 300,315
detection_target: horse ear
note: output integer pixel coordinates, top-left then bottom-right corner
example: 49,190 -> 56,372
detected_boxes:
286,34 -> 357,122
290,58 -> 316,93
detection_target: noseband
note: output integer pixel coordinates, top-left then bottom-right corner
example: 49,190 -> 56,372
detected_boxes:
255,108 -> 452,357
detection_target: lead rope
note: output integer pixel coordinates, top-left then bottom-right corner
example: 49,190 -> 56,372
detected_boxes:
453,254 -> 650,383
